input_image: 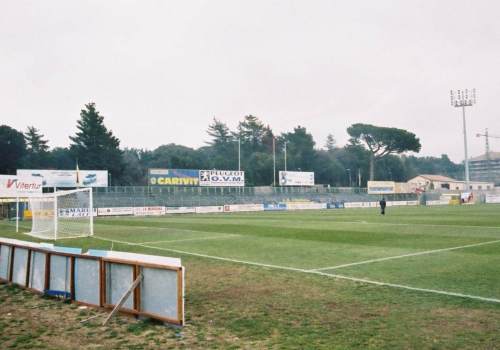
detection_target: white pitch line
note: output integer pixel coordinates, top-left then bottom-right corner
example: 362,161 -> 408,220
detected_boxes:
140,234 -> 240,245
313,271 -> 500,304
97,223 -> 234,236
334,221 -> 500,231
309,239 -> 500,272
90,235 -> 500,304
92,234 -> 239,246
228,216 -> 500,231
92,235 -> 137,246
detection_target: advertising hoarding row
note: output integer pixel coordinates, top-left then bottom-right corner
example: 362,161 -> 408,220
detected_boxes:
0,175 -> 42,197
149,169 -> 245,187
17,169 -> 108,188
279,171 -> 315,186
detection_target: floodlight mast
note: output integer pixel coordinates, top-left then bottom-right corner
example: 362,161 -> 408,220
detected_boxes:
450,88 -> 476,189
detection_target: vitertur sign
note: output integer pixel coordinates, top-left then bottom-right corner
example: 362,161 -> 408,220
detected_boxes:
0,175 -> 43,197
199,170 -> 245,187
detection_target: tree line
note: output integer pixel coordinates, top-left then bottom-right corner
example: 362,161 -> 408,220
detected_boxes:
0,102 -> 464,186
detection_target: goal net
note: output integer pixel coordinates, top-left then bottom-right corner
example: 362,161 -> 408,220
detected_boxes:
26,188 -> 94,240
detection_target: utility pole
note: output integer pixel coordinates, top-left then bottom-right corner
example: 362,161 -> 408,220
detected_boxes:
284,141 -> 287,172
238,138 -> 241,171
272,137 -> 276,186
450,89 -> 476,189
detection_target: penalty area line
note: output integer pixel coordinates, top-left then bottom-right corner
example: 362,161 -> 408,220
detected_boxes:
92,234 -> 240,246
140,234 -> 241,245
309,238 -> 500,272
97,222 -> 237,236
90,235 -> 500,305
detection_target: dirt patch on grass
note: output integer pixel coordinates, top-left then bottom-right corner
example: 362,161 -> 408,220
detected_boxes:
427,307 -> 500,332
2,255 -> 500,349
0,283 -> 259,349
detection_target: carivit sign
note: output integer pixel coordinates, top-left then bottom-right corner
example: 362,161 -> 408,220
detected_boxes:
199,170 -> 245,187
0,175 -> 43,197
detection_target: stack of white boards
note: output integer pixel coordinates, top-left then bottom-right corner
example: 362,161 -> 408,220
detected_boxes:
0,237 -> 184,325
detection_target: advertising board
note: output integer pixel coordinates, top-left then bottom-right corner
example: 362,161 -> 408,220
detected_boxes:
165,207 -> 196,214
58,208 -> 97,217
224,204 -> 264,212
97,207 -> 134,216
279,171 -> 314,186
199,170 -> 245,187
263,203 -> 287,211
149,169 -> 199,186
344,202 -> 374,208
426,200 -> 449,206
367,181 -> 396,194
486,194 -> 500,204
327,202 -> 345,209
17,169 -> 108,188
195,206 -> 224,213
388,201 -> 409,207
133,207 -> 166,216
286,202 -> 326,210
0,175 -> 42,197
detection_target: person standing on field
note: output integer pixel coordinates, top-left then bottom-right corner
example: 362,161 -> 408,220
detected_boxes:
379,197 -> 387,215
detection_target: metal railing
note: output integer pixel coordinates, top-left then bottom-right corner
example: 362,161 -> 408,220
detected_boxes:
92,186 -> 417,208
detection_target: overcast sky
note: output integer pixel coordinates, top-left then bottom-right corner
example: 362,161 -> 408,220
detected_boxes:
2,1 -> 499,162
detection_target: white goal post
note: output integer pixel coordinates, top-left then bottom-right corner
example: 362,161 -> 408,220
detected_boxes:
25,188 -> 94,240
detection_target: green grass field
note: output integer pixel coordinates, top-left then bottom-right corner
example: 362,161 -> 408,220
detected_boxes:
1,204 -> 500,349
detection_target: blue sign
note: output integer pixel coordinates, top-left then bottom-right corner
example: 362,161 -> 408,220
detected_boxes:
264,203 -> 287,211
149,169 -> 199,186
327,202 -> 345,209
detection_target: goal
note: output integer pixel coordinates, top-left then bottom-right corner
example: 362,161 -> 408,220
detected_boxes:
26,188 -> 94,240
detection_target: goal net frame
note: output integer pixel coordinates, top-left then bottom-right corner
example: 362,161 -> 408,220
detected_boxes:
24,187 -> 94,240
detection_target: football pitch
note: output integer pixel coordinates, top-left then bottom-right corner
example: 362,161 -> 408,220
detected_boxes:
1,204 -> 500,348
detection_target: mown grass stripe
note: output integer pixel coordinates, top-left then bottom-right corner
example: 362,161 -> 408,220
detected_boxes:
92,235 -> 500,305
310,239 -> 500,271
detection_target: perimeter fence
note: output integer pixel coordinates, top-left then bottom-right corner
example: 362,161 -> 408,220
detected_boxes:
92,186 -> 418,208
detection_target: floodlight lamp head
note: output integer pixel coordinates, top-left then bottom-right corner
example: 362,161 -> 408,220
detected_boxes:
450,88 -> 476,107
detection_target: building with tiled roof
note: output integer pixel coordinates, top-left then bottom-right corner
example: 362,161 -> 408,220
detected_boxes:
407,174 -> 494,192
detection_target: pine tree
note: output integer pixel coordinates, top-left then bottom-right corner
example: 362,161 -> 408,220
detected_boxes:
69,103 -> 123,183
206,118 -> 233,147
325,133 -> 336,151
0,125 -> 26,174
236,115 -> 267,153
206,118 -> 237,169
24,126 -> 49,168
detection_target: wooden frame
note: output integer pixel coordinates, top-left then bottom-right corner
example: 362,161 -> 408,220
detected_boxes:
0,240 -> 184,325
